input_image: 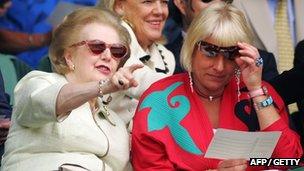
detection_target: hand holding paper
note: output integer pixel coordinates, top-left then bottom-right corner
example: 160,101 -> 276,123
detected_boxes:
204,128 -> 281,160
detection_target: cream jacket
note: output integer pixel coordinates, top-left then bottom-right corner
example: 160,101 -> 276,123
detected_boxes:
1,71 -> 130,171
109,22 -> 176,125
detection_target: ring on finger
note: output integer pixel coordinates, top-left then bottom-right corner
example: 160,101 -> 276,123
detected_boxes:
255,57 -> 263,67
118,80 -> 124,86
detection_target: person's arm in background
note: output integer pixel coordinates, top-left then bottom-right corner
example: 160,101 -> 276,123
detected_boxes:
0,70 -> 11,145
0,0 -> 51,54
293,40 -> 304,68
269,40 -> 304,105
0,29 -> 51,54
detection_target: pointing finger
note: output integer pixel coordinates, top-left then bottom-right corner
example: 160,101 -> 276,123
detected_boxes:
128,64 -> 144,73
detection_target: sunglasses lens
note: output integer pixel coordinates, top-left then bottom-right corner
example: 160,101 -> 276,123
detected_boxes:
201,0 -> 213,3
88,42 -> 106,55
110,45 -> 127,58
204,49 -> 218,57
199,43 -> 218,57
227,48 -> 240,60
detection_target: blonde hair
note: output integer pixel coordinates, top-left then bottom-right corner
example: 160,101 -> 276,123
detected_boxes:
180,2 -> 253,71
49,7 -> 130,74
97,0 -> 116,12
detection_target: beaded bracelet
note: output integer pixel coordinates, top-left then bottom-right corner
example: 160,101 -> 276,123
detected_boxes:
98,79 -> 109,97
98,79 -> 112,105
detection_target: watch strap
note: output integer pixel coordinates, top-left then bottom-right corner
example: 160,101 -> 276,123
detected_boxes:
253,96 -> 273,111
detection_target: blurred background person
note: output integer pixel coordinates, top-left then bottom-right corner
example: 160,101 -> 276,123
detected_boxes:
0,70 -> 11,144
0,0 -> 12,166
165,0 -> 223,73
98,0 -> 175,128
0,0 -> 11,16
233,0 -> 304,72
131,2 -> 302,170
0,70 -> 11,166
293,39 -> 304,114
1,8 -> 143,171
289,39 -> 304,151
0,0 -> 97,68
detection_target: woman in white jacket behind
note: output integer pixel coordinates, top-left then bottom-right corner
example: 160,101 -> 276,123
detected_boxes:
98,0 -> 176,126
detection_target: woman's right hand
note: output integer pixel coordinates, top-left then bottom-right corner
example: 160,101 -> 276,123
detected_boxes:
209,159 -> 247,171
109,63 -> 144,91
235,42 -> 262,91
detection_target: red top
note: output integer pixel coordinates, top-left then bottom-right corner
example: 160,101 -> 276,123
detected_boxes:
131,73 -> 302,171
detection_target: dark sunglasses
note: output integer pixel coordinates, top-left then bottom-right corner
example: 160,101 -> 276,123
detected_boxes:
197,41 -> 240,60
201,0 -> 214,3
201,0 -> 233,3
69,40 -> 128,59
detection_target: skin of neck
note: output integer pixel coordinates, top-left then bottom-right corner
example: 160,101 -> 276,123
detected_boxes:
138,38 -> 151,51
129,23 -> 151,50
192,73 -> 225,97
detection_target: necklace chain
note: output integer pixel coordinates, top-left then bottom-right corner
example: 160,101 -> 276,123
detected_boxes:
193,82 -> 222,101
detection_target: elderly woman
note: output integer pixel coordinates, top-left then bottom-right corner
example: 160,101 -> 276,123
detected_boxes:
131,2 -> 302,171
1,8 -> 142,171
97,0 -> 175,125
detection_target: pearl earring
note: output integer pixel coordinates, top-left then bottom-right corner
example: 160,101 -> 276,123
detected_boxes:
71,64 -> 75,71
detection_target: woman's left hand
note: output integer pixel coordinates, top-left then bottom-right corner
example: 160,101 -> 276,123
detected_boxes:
235,42 -> 262,91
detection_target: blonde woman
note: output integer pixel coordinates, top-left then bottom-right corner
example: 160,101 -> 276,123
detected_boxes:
131,2 -> 302,170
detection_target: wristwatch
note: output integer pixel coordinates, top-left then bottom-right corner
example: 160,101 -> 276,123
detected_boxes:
253,96 -> 273,111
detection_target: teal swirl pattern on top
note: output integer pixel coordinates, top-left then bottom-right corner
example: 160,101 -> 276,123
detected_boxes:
139,82 -> 203,155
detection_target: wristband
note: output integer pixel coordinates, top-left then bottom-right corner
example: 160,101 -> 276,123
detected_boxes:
248,86 -> 268,98
253,96 -> 273,111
